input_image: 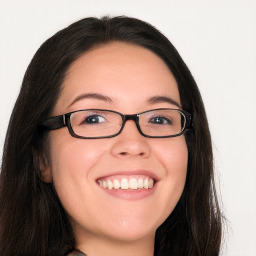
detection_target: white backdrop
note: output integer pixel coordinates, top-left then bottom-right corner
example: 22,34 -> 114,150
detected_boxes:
0,1 -> 256,255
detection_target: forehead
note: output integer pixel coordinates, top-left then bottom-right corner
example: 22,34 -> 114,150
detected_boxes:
55,42 -> 180,113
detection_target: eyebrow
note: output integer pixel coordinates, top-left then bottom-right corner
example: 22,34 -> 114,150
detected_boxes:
147,96 -> 181,108
68,93 -> 113,108
68,93 -> 181,109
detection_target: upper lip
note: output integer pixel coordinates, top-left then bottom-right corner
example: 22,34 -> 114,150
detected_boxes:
96,170 -> 160,182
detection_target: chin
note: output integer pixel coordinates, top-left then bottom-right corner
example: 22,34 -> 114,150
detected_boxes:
99,216 -> 161,243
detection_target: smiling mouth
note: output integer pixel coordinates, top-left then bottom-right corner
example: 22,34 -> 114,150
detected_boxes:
97,175 -> 155,190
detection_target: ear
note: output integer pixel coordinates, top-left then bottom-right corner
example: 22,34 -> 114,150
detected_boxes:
40,163 -> 53,183
34,148 -> 53,183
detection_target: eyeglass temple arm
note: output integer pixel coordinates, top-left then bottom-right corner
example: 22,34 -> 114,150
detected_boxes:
186,113 -> 193,129
40,115 -> 66,130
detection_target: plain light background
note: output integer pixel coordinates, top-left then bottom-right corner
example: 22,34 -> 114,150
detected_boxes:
0,0 -> 256,255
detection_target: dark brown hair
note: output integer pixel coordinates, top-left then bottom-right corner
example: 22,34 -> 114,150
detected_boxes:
0,16 -> 222,256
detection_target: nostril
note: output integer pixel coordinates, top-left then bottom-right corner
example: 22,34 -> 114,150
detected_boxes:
119,151 -> 145,157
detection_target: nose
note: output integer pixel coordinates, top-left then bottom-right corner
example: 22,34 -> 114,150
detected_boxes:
110,120 -> 151,158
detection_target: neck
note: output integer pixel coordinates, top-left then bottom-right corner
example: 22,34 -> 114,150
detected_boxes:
75,232 -> 155,256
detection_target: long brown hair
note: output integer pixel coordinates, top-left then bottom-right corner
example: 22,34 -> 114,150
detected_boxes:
0,16 -> 222,255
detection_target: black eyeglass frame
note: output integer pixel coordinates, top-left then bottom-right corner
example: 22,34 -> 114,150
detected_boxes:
40,108 -> 192,139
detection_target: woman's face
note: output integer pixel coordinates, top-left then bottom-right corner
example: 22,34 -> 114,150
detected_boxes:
46,42 -> 188,245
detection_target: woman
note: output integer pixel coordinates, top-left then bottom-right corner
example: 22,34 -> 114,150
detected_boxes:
0,16 -> 222,255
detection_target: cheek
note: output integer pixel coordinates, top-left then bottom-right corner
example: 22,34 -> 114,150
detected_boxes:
154,137 -> 188,213
50,131 -> 99,166
156,136 -> 188,172
48,131 -> 105,193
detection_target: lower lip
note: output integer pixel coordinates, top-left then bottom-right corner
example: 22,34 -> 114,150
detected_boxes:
98,182 -> 158,200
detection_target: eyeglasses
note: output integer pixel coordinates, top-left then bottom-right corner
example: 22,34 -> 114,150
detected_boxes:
40,108 -> 192,139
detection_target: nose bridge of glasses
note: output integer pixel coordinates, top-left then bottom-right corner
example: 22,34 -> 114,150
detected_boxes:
124,114 -> 138,121
121,114 -> 140,131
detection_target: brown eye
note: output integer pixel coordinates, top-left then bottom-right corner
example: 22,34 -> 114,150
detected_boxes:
81,115 -> 106,125
149,116 -> 172,125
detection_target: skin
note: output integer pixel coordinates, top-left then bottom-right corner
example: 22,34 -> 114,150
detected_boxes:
44,42 -> 188,256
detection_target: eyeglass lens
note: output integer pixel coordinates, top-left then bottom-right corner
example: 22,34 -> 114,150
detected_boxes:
69,109 -> 185,138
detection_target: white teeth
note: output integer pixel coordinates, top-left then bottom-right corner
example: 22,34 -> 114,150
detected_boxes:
129,178 -> 138,189
148,178 -> 154,189
113,179 -> 120,189
102,180 -> 107,188
138,178 -> 144,189
107,180 -> 113,190
98,177 -> 155,190
121,178 -> 129,189
144,179 -> 149,189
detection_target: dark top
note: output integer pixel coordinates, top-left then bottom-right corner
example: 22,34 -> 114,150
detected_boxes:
67,249 -> 87,256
